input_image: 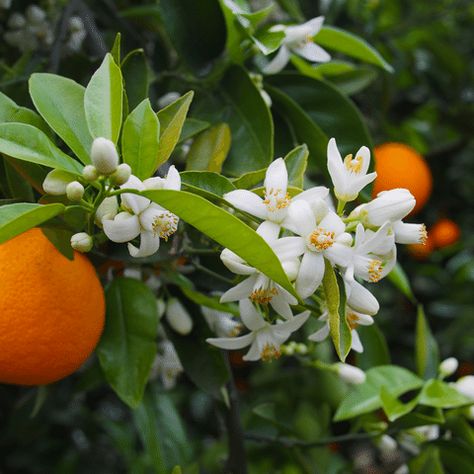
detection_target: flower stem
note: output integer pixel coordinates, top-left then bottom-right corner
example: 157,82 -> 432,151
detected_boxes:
337,200 -> 346,216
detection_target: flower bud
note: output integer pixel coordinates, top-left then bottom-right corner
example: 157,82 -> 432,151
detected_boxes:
345,279 -> 379,316
439,357 -> 458,378
376,435 -> 398,454
454,375 -> 474,400
70,232 -> 93,252
157,91 -> 180,109
336,363 -> 366,384
26,5 -> 46,24
82,164 -> 98,181
156,299 -> 166,320
111,163 -> 132,185
165,298 -> 193,335
392,221 -> 427,245
66,181 -> 84,201
94,196 -> 118,226
393,465 -> 409,474
42,169 -> 75,195
8,13 -> 26,28
91,137 -> 119,175
363,189 -> 416,226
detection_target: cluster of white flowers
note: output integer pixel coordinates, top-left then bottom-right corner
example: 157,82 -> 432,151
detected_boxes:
207,137 -> 427,361
3,4 -> 86,53
42,137 -> 181,258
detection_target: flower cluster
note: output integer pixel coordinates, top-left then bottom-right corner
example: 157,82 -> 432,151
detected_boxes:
207,138 -> 426,361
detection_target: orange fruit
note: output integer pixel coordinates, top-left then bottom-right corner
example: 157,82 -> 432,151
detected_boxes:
430,218 -> 461,248
408,234 -> 434,260
372,143 -> 433,214
0,228 -> 105,385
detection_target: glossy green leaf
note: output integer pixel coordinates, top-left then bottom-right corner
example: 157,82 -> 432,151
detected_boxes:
3,158 -> 34,202
0,91 -> 50,135
380,386 -> 419,421
391,407 -> 445,431
0,203 -> 65,244
419,379 -> 471,408
40,227 -> 74,260
315,26 -> 394,72
285,144 -> 308,188
388,262 -> 416,303
409,446 -> 445,474
322,259 -> 352,362
122,99 -> 160,180
179,118 -> 210,143
29,74 -> 93,164
4,157 -> 46,193
334,365 -> 423,421
252,28 -> 285,55
218,0 -> 245,62
356,324 -> 391,370
166,307 -> 230,397
97,278 -> 159,408
134,388 -> 191,473
142,189 -> 297,298
186,123 -> 231,173
434,440 -> 474,474
266,74 -> 373,161
180,171 -> 236,199
122,49 -> 149,110
416,305 -> 439,379
181,287 -> 239,316
156,91 -> 194,169
110,33 -> 121,64
84,53 -> 123,144
0,123 -> 82,173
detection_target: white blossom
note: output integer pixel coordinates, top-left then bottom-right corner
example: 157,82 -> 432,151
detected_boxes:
153,340 -> 183,389
336,363 -> 366,384
201,306 -> 242,337
70,232 -> 93,253
165,298 -> 193,335
91,137 -> 119,175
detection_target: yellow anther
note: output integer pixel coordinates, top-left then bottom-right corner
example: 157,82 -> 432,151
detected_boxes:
308,227 -> 335,251
250,287 -> 278,304
368,259 -> 383,282
152,212 -> 178,240
260,343 -> 281,362
347,312 -> 359,330
344,154 -> 363,173
263,188 -> 291,212
420,224 -> 428,245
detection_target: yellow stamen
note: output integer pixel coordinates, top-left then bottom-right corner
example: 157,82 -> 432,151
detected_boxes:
347,312 -> 359,330
420,224 -> 428,245
263,188 -> 291,212
261,343 -> 281,362
368,259 -> 383,282
308,227 -> 335,251
152,212 -> 178,240
250,287 -> 278,304
344,154 -> 363,173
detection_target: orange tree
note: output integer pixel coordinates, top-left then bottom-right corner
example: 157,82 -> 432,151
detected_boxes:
0,1 -> 473,473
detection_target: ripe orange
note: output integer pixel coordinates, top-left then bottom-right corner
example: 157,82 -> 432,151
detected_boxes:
430,218 -> 461,248
408,234 -> 434,260
372,143 -> 433,214
0,228 -> 105,385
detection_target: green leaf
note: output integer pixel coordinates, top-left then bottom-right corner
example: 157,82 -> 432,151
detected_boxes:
180,287 -> 239,316
322,259 -> 352,362
218,0 -> 245,62
134,388 -> 191,473
355,324 -> 391,370
84,53 -> 123,144
29,74 -> 93,165
252,28 -> 285,55
4,157 -> 46,193
3,158 -> 34,202
179,118 -> 210,143
111,32 -> 121,64
121,49 -> 149,110
156,91 -> 194,169
166,308 -> 230,397
388,262 -> 416,303
122,99 -> 160,180
97,278 -> 159,408
0,123 -> 83,173
142,189 -> 297,298
284,144 -> 308,188
0,203 -> 65,244
409,446 -> 445,474
40,227 -> 74,260
391,407 -> 445,431
186,123 -> 231,173
415,304 -> 440,379
180,171 -> 236,199
380,386 -> 419,421
0,91 -> 50,135
434,440 -> 474,474
315,26 -> 394,72
419,379 -> 472,408
334,365 -> 423,421
266,74 -> 373,165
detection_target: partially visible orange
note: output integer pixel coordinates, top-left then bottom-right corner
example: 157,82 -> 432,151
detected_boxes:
0,228 -> 105,385
373,143 -> 433,214
430,218 -> 461,248
408,234 -> 434,260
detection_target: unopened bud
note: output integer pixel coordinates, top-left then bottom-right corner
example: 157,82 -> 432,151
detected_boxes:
91,137 -> 119,175
70,232 -> 93,252
376,435 -> 397,454
26,5 -> 46,24
439,357 -> 458,378
454,375 -> 474,400
336,363 -> 366,384
111,163 -> 132,185
66,181 -> 84,201
8,13 -> 26,28
165,298 -> 193,335
42,169 -> 74,195
82,164 -> 98,181
156,299 -> 166,319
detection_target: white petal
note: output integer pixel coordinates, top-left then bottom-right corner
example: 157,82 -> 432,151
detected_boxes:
103,212 -> 140,243
354,312 -> 374,326
302,16 -> 325,36
164,165 -> 181,190
293,186 -> 329,205
272,236 -> 305,260
351,330 -> 364,353
392,221 -> 427,245
346,280 -> 379,315
220,248 -> 256,275
264,158 -> 288,194
220,275 -> 258,302
287,200 -> 316,237
121,175 -> 150,214
239,299 -> 266,331
293,41 -> 331,63
143,177 -> 164,190
256,221 -> 280,243
296,252 -> 324,299
139,203 -> 163,232
262,45 -> 290,74
282,258 -> 300,281
276,310 -> 310,334
270,293 -> 293,320
354,146 -> 371,175
308,323 -> 330,342
128,231 -> 161,258
327,138 -> 345,191
324,242 -> 353,267
224,189 -> 267,219
319,211 -> 345,235
352,172 -> 377,194
207,333 -> 254,350
276,284 -> 298,305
